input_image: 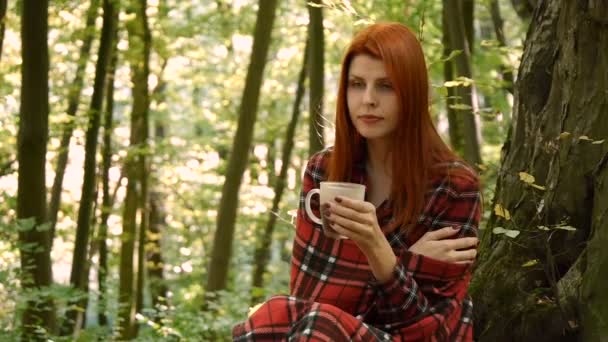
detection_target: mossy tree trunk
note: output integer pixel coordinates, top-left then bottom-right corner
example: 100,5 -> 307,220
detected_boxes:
307,0 -> 324,155
205,0 -> 278,296
471,1 -> 608,341
17,0 -> 57,338
251,39 -> 308,305
63,0 -> 117,334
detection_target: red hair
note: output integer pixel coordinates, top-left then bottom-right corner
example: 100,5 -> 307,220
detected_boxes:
327,22 -> 477,232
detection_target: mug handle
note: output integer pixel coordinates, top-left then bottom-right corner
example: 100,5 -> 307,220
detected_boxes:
304,189 -> 323,225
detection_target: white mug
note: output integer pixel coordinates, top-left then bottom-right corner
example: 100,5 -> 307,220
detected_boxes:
304,181 -> 366,239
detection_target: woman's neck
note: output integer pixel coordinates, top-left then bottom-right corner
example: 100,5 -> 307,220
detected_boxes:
366,139 -> 391,177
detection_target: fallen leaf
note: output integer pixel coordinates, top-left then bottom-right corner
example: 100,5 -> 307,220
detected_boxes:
559,132 -> 571,139
531,184 -> 546,191
579,135 -> 591,141
592,139 -> 605,145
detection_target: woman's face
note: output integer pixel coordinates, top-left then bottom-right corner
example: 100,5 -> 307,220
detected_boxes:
346,54 -> 399,145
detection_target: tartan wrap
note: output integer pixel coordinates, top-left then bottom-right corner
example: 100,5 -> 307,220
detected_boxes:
233,148 -> 481,341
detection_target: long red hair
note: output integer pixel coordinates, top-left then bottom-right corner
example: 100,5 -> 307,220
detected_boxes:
327,22 -> 476,232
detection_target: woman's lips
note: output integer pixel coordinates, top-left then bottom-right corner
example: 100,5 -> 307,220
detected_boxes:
359,115 -> 383,124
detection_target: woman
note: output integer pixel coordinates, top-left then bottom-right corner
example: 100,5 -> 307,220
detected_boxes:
233,22 -> 481,341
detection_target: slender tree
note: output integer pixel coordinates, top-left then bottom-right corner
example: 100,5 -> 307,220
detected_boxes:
441,4 -> 463,154
147,60 -> 169,321
17,0 -> 56,338
97,5 -> 120,326
0,0 -> 7,63
307,0 -> 324,154
62,0 -> 117,334
472,1 -> 608,340
251,40 -> 308,304
48,0 -> 100,244
489,0 -> 515,96
443,0 -> 482,166
118,0 -> 150,338
205,0 -> 278,296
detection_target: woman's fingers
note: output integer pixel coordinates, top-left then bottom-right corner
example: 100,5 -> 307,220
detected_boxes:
444,237 -> 478,250
326,201 -> 373,225
333,196 -> 375,214
422,226 -> 460,241
449,248 -> 477,262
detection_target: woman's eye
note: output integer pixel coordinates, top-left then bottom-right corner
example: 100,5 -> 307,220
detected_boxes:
379,82 -> 393,90
348,80 -> 364,88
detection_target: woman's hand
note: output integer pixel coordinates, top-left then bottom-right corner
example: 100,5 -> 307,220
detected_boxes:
324,196 -> 384,251
409,227 -> 478,264
325,196 -> 397,283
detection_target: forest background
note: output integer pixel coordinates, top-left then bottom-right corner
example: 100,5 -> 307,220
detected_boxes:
1,0 -> 607,341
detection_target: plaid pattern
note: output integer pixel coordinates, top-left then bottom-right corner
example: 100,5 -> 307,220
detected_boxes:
233,148 -> 481,341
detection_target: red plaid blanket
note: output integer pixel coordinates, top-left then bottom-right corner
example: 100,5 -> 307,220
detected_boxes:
233,149 -> 480,341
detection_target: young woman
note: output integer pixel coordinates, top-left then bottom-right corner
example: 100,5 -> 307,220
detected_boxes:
233,22 -> 481,341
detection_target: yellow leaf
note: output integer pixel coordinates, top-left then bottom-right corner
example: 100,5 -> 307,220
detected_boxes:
559,132 -> 571,139
477,164 -> 488,171
519,172 -> 536,184
444,80 -> 461,87
522,259 -> 539,267
579,135 -> 591,141
494,204 -> 511,220
538,225 -> 550,231
592,139 -> 605,145
531,184 -> 546,191
555,225 -> 576,231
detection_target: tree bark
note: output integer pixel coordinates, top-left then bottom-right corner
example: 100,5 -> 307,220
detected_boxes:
17,0 -> 56,338
0,0 -> 7,63
307,0 -> 324,155
62,0 -> 117,334
97,7 -> 120,327
471,1 -> 608,340
119,0 -> 150,338
48,0 -> 100,245
443,0 -> 482,167
251,39 -> 308,304
205,0 -> 278,296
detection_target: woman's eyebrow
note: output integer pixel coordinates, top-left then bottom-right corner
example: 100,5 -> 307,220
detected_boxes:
348,74 -> 390,82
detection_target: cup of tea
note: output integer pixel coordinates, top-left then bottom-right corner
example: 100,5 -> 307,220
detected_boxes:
304,181 -> 366,239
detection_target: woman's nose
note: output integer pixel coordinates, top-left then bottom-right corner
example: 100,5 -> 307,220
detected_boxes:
362,87 -> 377,106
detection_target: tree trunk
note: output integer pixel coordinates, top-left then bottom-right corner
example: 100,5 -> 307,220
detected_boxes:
48,0 -> 100,245
307,0 -> 324,155
0,0 -> 7,63
134,12 -> 153,332
17,0 -> 57,338
205,0 -> 278,296
443,0 -> 482,167
471,1 -> 608,340
119,0 -> 150,338
441,4 -> 463,154
97,8 -> 120,327
147,61 -> 169,323
489,0 -> 515,96
147,191 -> 168,321
62,0 -> 117,334
251,39 -> 308,305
